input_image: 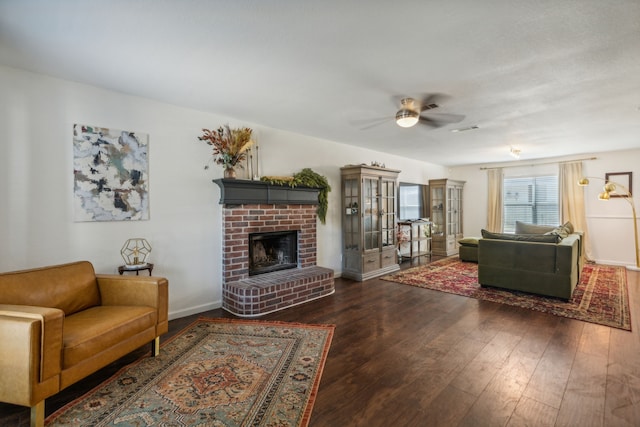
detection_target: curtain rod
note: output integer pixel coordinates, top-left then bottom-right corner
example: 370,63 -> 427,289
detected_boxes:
479,156 -> 597,170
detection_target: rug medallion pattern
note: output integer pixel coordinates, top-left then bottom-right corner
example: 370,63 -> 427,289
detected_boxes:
383,257 -> 631,330
47,318 -> 334,426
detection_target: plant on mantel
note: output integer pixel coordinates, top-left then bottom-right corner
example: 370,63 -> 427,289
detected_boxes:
261,168 -> 331,224
198,124 -> 253,177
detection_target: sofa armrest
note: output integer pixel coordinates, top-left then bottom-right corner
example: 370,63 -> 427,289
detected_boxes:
556,234 -> 580,275
96,275 -> 168,335
0,305 -> 63,406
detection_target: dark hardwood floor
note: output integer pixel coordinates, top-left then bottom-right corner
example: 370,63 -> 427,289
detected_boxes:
2,256 -> 640,426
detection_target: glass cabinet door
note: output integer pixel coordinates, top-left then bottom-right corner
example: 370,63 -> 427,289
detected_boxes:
447,186 -> 455,236
380,178 -> 396,248
363,177 -> 379,250
343,177 -> 360,251
447,185 -> 461,235
431,185 -> 444,236
455,186 -> 462,235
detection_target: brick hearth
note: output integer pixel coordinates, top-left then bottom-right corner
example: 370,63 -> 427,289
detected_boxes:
220,202 -> 335,316
223,266 -> 335,316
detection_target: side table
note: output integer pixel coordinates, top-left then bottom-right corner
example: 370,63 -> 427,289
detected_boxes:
398,220 -> 432,260
118,263 -> 154,276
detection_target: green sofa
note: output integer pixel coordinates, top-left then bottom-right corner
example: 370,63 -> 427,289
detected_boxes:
477,222 -> 583,300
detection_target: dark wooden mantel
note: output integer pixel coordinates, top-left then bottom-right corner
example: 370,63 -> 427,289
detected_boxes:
214,179 -> 320,205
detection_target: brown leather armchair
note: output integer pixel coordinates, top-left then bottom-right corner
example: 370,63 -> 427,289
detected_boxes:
0,261 -> 168,427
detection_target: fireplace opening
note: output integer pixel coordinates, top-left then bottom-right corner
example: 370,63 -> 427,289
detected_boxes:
249,230 -> 298,276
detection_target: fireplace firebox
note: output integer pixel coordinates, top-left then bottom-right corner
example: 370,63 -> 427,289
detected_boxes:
249,230 -> 298,276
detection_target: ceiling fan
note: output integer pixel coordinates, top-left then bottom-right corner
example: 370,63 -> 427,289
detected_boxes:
355,94 -> 465,130
394,94 -> 465,128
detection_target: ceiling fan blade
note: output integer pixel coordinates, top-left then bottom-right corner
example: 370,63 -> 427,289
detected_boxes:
418,113 -> 466,128
419,93 -> 449,111
418,116 -> 447,128
423,112 -> 466,123
350,116 -> 393,130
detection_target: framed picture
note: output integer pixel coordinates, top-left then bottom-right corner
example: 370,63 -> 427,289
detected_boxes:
605,172 -> 632,197
73,124 -> 149,221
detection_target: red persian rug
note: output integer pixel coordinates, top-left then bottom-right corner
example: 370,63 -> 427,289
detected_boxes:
383,257 -> 631,330
47,318 -> 335,426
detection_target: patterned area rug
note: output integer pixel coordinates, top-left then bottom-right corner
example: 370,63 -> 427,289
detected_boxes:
47,318 -> 335,426
383,257 -> 631,330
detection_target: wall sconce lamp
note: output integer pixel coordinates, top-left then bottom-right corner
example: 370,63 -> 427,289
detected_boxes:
120,238 -> 152,266
510,147 -> 521,159
578,177 -> 639,270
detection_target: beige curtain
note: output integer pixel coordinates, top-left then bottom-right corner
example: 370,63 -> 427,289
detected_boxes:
421,185 -> 429,219
487,168 -> 503,232
559,161 -> 592,260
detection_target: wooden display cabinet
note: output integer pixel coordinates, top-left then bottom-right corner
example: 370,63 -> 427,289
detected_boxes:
429,179 -> 464,256
341,164 -> 400,281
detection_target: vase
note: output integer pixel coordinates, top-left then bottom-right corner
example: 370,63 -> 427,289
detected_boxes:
224,167 -> 237,179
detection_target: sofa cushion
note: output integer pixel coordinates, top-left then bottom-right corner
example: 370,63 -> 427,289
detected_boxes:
514,221 -> 556,235
481,229 -> 559,243
0,261 -> 100,315
62,305 -> 156,368
458,237 -> 480,247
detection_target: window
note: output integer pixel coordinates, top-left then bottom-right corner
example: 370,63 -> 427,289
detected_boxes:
503,175 -> 559,233
398,183 -> 424,220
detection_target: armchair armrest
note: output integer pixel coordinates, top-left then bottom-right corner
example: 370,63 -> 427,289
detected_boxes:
96,275 -> 168,335
0,305 -> 63,406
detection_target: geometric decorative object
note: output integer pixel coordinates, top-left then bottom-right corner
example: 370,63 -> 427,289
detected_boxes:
120,238 -> 151,266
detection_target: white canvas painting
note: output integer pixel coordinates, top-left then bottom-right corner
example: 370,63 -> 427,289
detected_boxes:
73,124 -> 149,221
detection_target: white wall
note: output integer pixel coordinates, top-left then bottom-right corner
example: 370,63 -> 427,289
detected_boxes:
451,149 -> 640,267
0,65 -> 448,319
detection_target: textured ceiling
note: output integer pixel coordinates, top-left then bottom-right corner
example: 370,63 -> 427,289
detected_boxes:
1,0 -> 639,166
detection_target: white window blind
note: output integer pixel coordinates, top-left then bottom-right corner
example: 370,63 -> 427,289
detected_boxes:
502,175 -> 559,233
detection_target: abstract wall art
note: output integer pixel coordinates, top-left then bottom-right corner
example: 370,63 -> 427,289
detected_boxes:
73,124 -> 149,221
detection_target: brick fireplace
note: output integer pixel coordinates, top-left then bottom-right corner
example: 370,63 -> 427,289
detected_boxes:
216,179 -> 335,317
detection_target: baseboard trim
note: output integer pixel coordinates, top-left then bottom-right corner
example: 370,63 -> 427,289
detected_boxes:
168,301 -> 222,321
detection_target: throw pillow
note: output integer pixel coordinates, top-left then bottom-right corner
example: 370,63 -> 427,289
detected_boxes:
562,221 -> 574,234
481,229 -> 560,243
544,221 -> 574,240
514,221 -> 556,235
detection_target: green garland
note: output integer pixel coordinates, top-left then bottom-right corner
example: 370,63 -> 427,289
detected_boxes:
261,168 -> 331,224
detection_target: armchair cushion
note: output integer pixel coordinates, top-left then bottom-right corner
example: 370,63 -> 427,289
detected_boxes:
63,306 -> 156,368
458,237 -> 480,247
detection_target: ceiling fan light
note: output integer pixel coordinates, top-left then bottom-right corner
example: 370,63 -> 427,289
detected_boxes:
395,109 -> 419,127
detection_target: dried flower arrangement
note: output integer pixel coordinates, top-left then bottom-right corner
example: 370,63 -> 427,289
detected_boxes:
198,124 -> 254,171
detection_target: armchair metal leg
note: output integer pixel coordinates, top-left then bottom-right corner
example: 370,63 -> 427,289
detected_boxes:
152,336 -> 160,356
30,400 -> 44,427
